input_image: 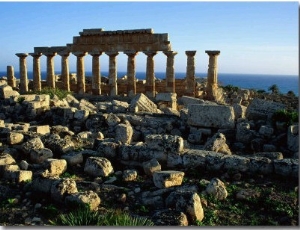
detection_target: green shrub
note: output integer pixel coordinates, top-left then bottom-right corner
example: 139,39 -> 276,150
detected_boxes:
221,84 -> 239,93
29,87 -> 71,100
272,109 -> 298,126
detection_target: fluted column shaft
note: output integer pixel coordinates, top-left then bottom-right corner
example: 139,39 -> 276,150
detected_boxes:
7,65 -> 16,88
124,51 -> 138,96
105,51 -> 119,96
90,51 -> 102,95
144,51 -> 157,97
164,51 -> 177,93
185,51 -> 197,96
73,52 -> 87,94
205,50 -> 220,100
58,51 -> 70,92
44,52 -> 57,88
15,53 -> 28,93
29,52 -> 42,91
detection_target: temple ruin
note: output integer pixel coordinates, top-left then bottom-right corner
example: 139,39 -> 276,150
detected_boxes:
9,28 -> 221,100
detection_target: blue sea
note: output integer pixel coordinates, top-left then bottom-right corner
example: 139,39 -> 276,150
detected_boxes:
0,71 -> 298,96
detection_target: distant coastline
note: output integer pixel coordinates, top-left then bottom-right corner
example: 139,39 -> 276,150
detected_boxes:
0,71 -> 298,96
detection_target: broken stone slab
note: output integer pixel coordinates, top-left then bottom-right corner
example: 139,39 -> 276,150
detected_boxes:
61,152 -> 83,166
153,170 -> 185,189
187,104 -> 235,129
115,121 -> 133,144
152,209 -> 188,226
182,149 -> 207,169
65,94 -> 80,108
96,140 -> 119,159
50,178 -> 78,204
119,144 -> 155,162
7,131 -> 24,145
129,93 -> 158,113
223,155 -> 250,172
65,190 -> 101,211
104,113 -> 121,127
178,96 -> 216,107
31,176 -> 59,194
21,137 -> 44,154
43,159 -> 67,177
165,190 -> 204,222
145,134 -> 184,153
42,134 -> 75,156
30,148 -> 53,164
245,98 -> 286,121
205,151 -> 227,171
287,124 -> 299,152
79,99 -> 97,113
205,178 -> 228,200
248,156 -> 273,175
122,169 -> 138,182
0,153 -> 16,166
28,125 -> 51,135
232,103 -> 247,119
84,157 -> 114,177
273,158 -> 298,178
254,152 -> 283,160
143,158 -> 161,176
111,100 -> 129,113
203,132 -> 232,155
3,169 -> 32,183
0,85 -> 19,99
235,122 -> 256,144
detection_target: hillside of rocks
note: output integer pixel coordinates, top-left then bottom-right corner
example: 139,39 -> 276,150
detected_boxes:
0,83 -> 298,226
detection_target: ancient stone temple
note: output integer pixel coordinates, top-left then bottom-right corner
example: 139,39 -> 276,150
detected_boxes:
12,28 -> 220,99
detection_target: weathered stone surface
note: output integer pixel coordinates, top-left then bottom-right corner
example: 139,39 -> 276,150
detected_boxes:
246,98 -> 286,120
166,190 -> 204,222
236,189 -> 261,201
30,148 -> 53,164
145,134 -> 184,153
29,125 -> 50,135
79,99 -> 97,113
0,153 -> 16,165
223,155 -> 250,172
203,132 -> 231,155
74,109 -> 89,121
43,159 -> 67,176
96,140 -> 119,159
111,100 -> 129,113
232,103 -> 246,119
21,137 -> 44,154
115,121 -> 133,144
61,152 -> 83,166
104,113 -> 121,126
122,169 -> 138,181
248,156 -> 273,175
254,152 -> 283,160
4,170 -> 32,183
65,190 -> 100,211
259,125 -> 274,138
0,85 -> 19,99
287,125 -> 298,152
182,149 -> 206,169
153,170 -> 184,188
152,209 -> 188,226
50,178 -> 78,203
143,158 -> 161,176
7,132 -> 24,145
205,178 -> 228,200
43,134 -> 75,156
31,176 -> 59,194
84,157 -> 114,177
187,104 -> 235,129
205,151 -> 226,171
273,158 -> 298,177
129,93 -> 158,113
235,122 -> 256,144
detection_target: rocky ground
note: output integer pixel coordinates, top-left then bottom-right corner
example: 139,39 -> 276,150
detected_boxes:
0,82 -> 298,226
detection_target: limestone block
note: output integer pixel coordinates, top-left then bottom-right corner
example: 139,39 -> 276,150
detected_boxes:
145,134 -> 184,153
30,148 -> 53,164
43,136 -> 75,156
152,209 -> 188,226
248,157 -> 273,175
79,99 -> 97,113
84,157 -> 114,177
112,100 -> 129,113
273,158 -> 298,177
65,190 -> 101,211
104,113 -> 121,126
122,169 -> 138,182
178,96 -> 205,107
205,178 -> 228,200
182,149 -> 206,169
29,125 -> 50,135
43,159 -> 67,176
236,189 -> 261,201
235,122 -> 256,144
4,170 -> 32,183
254,152 -> 283,160
2,164 -> 19,178
115,122 -> 133,144
96,140 -> 119,158
120,144 -> 154,162
65,94 -> 80,107
74,109 -> 89,121
287,125 -> 299,152
205,151 -> 227,171
187,130 -> 202,144
31,176 -> 58,194
203,132 -> 231,155
96,101 -> 112,112
156,93 -> 177,102
0,85 -> 19,99
0,153 -> 16,165
167,152 -> 183,168
153,170 -> 184,188
232,103 -> 246,119
129,93 -> 158,113
0,119 -> 4,127
63,107 -> 77,120
12,123 -> 30,132
61,152 -> 83,166
22,137 -> 44,154
259,125 -> 274,138
245,98 -> 286,120
7,132 -> 24,145
223,155 -> 250,172
51,178 -> 78,204
187,104 -> 235,129
166,190 -> 204,222
143,158 -> 161,176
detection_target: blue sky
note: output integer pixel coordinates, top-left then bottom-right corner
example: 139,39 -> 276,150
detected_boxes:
0,1 -> 298,75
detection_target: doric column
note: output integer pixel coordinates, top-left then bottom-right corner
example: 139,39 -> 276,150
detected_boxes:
44,52 -> 57,88
89,51 -> 102,95
185,51 -> 197,96
29,52 -> 42,91
58,51 -> 70,92
105,51 -> 119,96
124,51 -> 138,96
164,51 -> 177,93
205,50 -> 220,100
73,52 -> 87,94
15,53 -> 28,93
144,51 -> 157,97
7,65 -> 16,88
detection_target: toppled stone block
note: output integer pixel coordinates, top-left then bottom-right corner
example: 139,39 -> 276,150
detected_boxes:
7,132 -> 24,145
74,109 -> 89,121
203,132 -> 231,155
145,134 -> 184,153
273,158 -> 298,177
152,209 -> 188,226
254,152 -> 283,160
122,169 -> 138,181
235,122 -> 256,144
79,99 -> 97,114
29,125 -> 50,135
3,169 -> 32,183
287,125 -> 298,152
187,104 -> 235,129
22,137 -> 44,154
30,148 -> 53,164
0,153 -> 16,166
84,157 -> 114,177
96,140 -> 119,159
112,100 -> 129,113
259,125 -> 274,138
205,178 -> 228,200
248,157 -> 273,175
153,170 -> 184,188
115,122 -> 133,144
0,85 -> 19,99
166,190 -> 204,222
65,190 -> 101,211
43,159 -> 67,176
31,176 -> 58,194
129,93 -> 158,113
51,178 -> 78,204
246,98 -> 286,120
223,155 -> 250,172
61,152 -> 84,166
182,149 -> 206,169
143,158 -> 161,176
232,103 -> 246,119
104,113 -> 121,127
65,94 -> 79,107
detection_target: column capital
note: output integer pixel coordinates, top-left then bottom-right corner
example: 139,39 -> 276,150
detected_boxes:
16,53 -> 28,58
43,51 -> 57,57
186,50 -> 197,56
205,50 -> 220,56
163,51 -> 178,57
105,51 -> 119,57
73,51 -> 87,57
89,50 -> 102,56
143,51 -> 157,57
29,52 -> 42,58
58,51 -> 70,56
124,50 -> 138,56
